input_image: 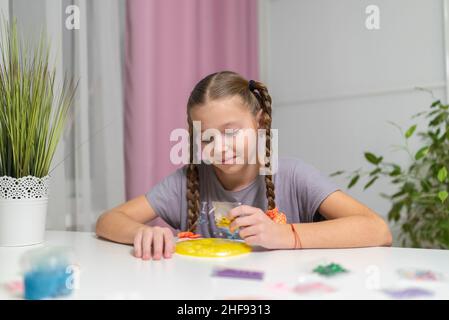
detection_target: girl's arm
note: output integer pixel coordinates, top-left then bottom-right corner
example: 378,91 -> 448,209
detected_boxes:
229,191 -> 393,249
96,196 -> 175,260
293,190 -> 392,248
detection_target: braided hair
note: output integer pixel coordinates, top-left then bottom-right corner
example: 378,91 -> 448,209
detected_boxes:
186,71 -> 275,231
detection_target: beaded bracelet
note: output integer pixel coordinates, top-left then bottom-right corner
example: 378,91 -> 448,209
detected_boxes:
265,207 -> 287,224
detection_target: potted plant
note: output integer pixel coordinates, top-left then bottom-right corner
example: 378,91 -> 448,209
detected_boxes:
0,19 -> 76,246
332,99 -> 449,249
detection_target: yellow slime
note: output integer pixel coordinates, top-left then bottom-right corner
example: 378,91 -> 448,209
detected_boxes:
175,238 -> 252,258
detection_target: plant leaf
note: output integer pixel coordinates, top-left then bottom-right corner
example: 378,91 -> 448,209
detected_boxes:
347,175 -> 360,189
415,146 -> 429,160
438,191 -> 448,203
330,170 -> 345,177
0,19 -> 77,177
391,190 -> 406,199
389,164 -> 401,176
420,180 -> 431,192
431,100 -> 440,108
388,202 -> 403,222
405,124 -> 417,138
429,114 -> 444,127
364,152 -> 382,165
437,167 -> 448,183
364,176 -> 378,190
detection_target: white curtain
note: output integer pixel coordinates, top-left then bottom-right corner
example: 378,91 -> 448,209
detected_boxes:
0,1 -> 8,19
6,0 -> 126,231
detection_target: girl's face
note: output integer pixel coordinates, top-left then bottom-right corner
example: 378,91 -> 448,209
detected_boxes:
190,95 -> 262,174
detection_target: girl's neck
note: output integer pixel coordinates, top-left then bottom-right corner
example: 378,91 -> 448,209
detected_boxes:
213,163 -> 260,192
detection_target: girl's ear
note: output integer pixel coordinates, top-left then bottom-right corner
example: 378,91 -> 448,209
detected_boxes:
256,109 -> 264,129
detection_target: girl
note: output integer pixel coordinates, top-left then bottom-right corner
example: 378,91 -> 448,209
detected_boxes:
96,71 -> 392,260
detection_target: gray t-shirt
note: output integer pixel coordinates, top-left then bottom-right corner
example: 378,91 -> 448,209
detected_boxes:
145,157 -> 340,237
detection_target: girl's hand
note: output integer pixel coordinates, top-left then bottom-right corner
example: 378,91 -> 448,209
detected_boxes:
228,205 -> 292,249
133,226 -> 175,260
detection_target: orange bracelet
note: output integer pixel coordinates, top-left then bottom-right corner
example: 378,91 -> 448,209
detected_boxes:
290,224 -> 302,249
266,207 -> 287,224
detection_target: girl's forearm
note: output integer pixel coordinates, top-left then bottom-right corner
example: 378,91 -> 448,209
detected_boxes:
289,215 -> 392,249
95,210 -> 148,244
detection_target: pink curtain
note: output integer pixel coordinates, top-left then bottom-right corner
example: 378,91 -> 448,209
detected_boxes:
124,0 -> 259,226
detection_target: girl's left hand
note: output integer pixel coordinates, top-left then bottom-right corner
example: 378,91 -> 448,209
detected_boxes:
228,205 -> 292,249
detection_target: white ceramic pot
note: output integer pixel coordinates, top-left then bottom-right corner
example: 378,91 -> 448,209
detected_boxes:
0,176 -> 50,247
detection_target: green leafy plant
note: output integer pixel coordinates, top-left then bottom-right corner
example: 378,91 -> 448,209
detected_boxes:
0,18 -> 76,178
332,99 -> 449,249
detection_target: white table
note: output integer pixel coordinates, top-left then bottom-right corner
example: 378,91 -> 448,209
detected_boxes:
1,231 -> 448,299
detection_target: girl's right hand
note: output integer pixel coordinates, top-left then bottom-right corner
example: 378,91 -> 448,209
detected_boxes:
133,226 -> 176,260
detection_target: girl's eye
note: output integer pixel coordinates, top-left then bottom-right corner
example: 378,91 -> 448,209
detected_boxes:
225,129 -> 240,137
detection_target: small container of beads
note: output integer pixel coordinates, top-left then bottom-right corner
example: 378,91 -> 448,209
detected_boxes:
212,201 -> 242,240
20,246 -> 77,300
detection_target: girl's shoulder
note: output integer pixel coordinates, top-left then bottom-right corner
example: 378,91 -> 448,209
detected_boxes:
276,156 -> 315,175
275,157 -> 331,184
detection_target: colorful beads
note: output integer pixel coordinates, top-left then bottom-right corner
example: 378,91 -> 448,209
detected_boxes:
216,216 -> 232,228
177,231 -> 202,239
313,263 -> 348,277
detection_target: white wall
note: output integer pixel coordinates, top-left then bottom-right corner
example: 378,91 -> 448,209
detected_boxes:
260,0 -> 447,244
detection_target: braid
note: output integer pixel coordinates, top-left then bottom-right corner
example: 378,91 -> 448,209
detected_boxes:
249,81 -> 276,210
186,122 -> 200,232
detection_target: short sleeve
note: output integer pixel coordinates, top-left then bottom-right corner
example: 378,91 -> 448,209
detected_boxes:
294,160 -> 340,222
145,167 -> 186,229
